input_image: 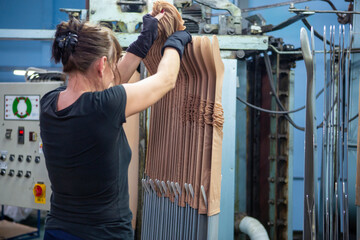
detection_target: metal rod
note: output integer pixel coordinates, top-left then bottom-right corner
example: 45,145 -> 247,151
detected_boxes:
242,0 -> 312,12
289,9 -> 360,15
321,25 -> 328,240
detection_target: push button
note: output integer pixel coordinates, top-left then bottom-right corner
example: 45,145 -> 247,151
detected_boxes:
33,183 -> 46,204
33,185 -> 43,197
25,171 -> 31,178
8,169 -> 14,177
17,170 -> 23,178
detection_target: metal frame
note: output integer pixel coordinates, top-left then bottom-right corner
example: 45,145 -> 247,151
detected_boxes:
217,58 -> 237,240
0,29 -> 268,50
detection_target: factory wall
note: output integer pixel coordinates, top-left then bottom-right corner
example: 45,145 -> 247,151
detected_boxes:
0,0 -> 85,82
0,0 -> 353,233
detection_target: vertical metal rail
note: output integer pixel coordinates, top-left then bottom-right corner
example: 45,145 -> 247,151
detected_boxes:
301,26 -> 316,240
268,53 -> 278,238
321,25 -> 328,240
320,24 -> 352,239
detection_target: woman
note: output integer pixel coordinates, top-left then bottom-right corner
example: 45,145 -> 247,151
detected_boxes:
40,10 -> 191,240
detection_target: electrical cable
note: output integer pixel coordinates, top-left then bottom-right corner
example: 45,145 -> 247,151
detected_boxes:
237,87 -> 324,115
349,113 -> 358,123
237,96 -> 304,114
301,18 -> 333,45
321,0 -> 346,19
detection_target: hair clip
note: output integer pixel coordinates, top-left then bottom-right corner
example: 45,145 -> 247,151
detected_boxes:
56,32 -> 78,52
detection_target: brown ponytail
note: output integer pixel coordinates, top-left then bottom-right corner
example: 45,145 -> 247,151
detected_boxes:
52,18 -> 122,74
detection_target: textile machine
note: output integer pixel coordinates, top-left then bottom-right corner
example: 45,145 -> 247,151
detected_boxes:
1,0 -> 360,239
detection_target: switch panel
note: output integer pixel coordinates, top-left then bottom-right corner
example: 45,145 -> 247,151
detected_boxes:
0,82 -> 62,210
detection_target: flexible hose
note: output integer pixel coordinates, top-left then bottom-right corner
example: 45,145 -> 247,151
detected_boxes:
239,216 -> 270,240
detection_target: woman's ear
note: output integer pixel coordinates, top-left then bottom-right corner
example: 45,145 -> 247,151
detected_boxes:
95,56 -> 107,78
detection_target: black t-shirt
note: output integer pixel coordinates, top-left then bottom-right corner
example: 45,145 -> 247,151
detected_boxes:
40,85 -> 133,240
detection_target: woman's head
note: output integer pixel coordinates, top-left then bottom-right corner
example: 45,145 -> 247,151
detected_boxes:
52,18 -> 122,77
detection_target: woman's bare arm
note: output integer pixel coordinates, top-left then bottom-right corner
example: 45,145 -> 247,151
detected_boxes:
122,48 -> 180,117
115,52 -> 142,84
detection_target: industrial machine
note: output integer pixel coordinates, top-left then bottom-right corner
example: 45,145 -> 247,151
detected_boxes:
0,0 -> 359,239
0,82 -> 62,211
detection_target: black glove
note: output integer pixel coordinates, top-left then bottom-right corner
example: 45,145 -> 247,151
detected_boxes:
161,31 -> 192,59
127,14 -> 159,58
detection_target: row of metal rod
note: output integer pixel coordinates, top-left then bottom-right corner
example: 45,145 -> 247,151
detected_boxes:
141,178 -> 208,240
320,24 -> 353,240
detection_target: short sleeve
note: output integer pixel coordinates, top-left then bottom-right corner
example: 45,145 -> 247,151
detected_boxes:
99,85 -> 127,126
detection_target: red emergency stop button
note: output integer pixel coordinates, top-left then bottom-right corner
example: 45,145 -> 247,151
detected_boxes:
33,183 -> 46,204
33,185 -> 43,197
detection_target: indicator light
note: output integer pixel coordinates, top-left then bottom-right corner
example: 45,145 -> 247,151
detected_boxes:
18,127 -> 24,144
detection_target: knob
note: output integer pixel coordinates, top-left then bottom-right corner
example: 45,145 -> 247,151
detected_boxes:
0,169 -> 6,176
26,155 -> 32,163
9,154 -> 15,161
18,155 -> 23,162
25,171 -> 31,178
33,184 -> 43,197
8,169 -> 14,177
35,156 -> 40,163
17,170 -> 23,178
0,154 -> 6,161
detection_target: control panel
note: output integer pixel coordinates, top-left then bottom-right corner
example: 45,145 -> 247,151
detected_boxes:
0,82 -> 62,210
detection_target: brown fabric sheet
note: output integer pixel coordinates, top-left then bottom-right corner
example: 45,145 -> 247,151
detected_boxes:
208,36 -> 224,216
143,0 -> 224,216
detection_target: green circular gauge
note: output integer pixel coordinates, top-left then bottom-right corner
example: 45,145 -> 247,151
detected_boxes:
12,97 -> 32,118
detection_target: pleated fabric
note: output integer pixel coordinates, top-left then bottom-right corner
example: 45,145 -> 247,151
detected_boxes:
143,0 -> 224,217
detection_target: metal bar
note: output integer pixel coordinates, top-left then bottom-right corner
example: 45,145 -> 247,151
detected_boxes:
116,0 -> 146,5
301,26 -> 316,240
0,29 -> 269,50
329,25 -> 335,240
289,9 -> 360,14
241,0 -> 312,13
269,44 -> 360,55
321,25 -> 327,240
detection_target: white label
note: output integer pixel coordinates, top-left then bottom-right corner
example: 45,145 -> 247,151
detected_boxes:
4,95 -> 40,120
0,162 -> 7,169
